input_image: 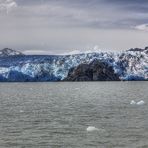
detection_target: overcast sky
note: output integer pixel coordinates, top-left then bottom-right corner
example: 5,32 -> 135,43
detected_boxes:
0,0 -> 148,54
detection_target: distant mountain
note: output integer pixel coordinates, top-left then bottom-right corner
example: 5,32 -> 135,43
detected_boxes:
0,48 -> 24,57
0,47 -> 147,81
128,47 -> 148,52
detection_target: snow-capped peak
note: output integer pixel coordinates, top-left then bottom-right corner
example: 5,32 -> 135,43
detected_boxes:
0,48 -> 24,57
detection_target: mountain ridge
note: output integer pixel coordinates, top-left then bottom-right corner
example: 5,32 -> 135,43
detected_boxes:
0,48 -> 24,57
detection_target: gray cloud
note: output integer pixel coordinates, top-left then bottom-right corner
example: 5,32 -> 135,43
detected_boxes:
0,0 -> 17,14
2,0 -> 148,28
13,0 -> 148,28
0,0 -> 148,54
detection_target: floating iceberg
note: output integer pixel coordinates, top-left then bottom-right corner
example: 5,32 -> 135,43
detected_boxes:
130,100 -> 145,105
130,100 -> 136,105
136,100 -> 145,105
86,126 -> 99,132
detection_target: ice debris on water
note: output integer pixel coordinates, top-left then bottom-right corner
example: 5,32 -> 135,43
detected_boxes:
130,100 -> 136,105
136,100 -> 145,105
19,110 -> 24,113
86,126 -> 106,133
130,100 -> 145,105
86,126 -> 99,132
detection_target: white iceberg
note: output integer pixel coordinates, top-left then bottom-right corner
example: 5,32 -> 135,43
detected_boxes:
136,100 -> 145,105
86,126 -> 99,132
130,100 -> 145,105
130,100 -> 136,105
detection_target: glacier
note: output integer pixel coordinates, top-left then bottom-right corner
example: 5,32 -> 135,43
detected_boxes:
0,48 -> 147,81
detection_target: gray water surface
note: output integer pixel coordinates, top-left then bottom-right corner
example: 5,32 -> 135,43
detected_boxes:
0,82 -> 148,148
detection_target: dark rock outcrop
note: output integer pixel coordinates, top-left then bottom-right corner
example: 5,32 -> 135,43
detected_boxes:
64,59 -> 120,81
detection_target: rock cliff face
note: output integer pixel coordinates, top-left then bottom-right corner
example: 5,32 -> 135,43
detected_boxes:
64,59 -> 120,81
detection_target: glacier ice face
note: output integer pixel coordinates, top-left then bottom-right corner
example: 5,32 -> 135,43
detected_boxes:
0,49 -> 147,81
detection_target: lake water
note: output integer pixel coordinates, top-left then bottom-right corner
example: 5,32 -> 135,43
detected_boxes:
0,82 -> 148,148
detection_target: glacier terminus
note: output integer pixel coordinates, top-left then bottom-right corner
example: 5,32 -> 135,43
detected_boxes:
0,47 -> 147,82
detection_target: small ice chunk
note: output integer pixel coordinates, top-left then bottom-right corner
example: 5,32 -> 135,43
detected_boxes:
86,126 -> 99,132
130,100 -> 136,105
20,110 -> 24,113
137,100 -> 145,105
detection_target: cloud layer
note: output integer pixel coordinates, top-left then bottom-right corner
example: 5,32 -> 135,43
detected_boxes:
0,0 -> 148,54
135,24 -> 148,31
0,0 -> 17,14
